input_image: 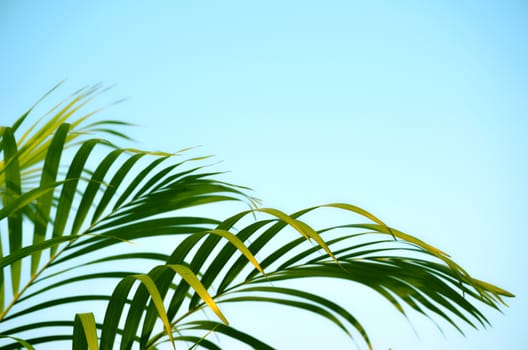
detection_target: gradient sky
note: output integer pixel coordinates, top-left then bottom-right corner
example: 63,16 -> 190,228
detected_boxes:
1,1 -> 527,349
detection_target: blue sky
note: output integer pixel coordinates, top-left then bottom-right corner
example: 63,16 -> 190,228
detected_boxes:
1,1 -> 527,349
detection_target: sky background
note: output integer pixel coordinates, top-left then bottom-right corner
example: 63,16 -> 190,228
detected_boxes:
1,1 -> 527,349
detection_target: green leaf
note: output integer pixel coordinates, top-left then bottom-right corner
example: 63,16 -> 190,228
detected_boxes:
91,153 -> 144,223
0,335 -> 36,350
51,138 -> 101,255
112,156 -> 168,210
70,149 -> 126,235
0,181 -> 68,222
256,208 -> 336,260
132,274 -> 176,350
99,274 -> 175,350
205,229 -> 264,275
0,126 -> 23,294
73,313 -> 99,350
167,264 -> 228,325
31,123 -> 70,274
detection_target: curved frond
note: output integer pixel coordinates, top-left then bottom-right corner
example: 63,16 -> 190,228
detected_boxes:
0,86 -> 513,350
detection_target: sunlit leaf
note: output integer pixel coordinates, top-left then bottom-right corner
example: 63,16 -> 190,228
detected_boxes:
73,313 -> 99,350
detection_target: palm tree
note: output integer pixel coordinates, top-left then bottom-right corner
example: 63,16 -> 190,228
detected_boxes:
0,84 -> 513,350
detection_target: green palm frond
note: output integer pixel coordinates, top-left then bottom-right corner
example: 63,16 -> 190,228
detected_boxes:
0,85 -> 513,350
135,206 -> 511,350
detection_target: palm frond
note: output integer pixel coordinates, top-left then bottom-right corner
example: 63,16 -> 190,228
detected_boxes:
0,85 -> 513,350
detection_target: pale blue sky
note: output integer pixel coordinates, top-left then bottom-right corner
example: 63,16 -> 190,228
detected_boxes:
1,1 -> 527,349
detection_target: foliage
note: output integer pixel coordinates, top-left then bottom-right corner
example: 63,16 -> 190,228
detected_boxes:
0,85 -> 513,349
